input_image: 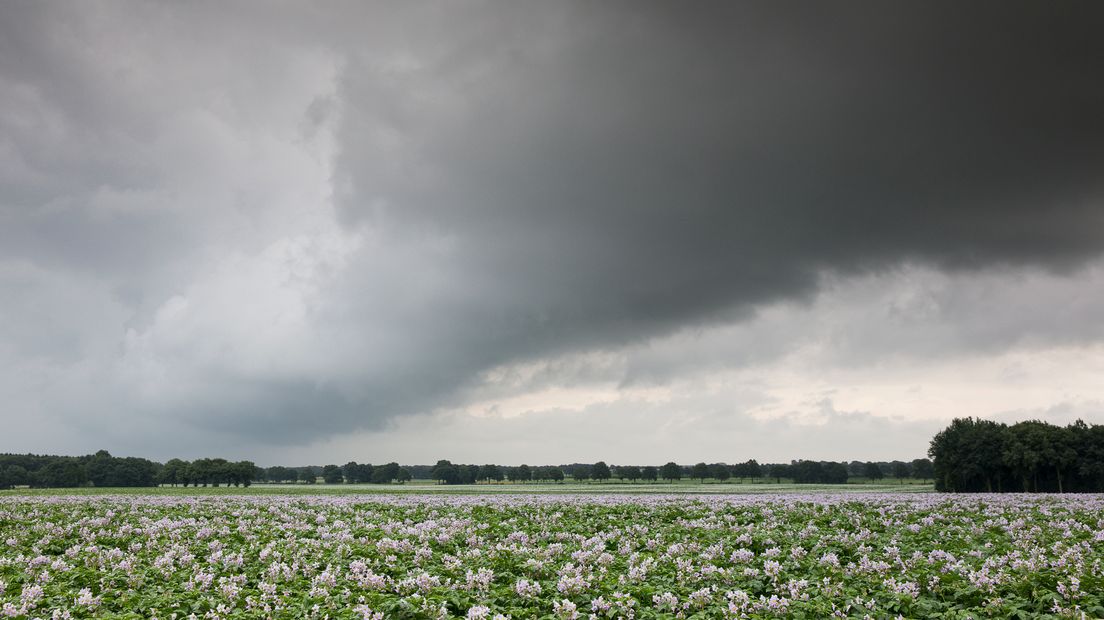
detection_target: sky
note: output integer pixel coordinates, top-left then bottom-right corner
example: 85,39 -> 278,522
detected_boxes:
3,2 -> 1104,466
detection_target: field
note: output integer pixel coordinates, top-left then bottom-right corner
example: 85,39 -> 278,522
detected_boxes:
2,491 -> 1102,619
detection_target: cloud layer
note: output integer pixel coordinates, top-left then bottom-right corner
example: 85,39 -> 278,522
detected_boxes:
2,2 -> 1104,462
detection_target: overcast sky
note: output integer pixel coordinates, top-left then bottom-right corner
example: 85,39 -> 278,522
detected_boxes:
3,2 -> 1104,466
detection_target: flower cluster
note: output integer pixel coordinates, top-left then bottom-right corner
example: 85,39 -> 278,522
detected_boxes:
0,493 -> 1102,618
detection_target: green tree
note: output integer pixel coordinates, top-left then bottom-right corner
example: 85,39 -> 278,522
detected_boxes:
342,461 -> 363,483
592,461 -> 611,481
711,463 -> 731,482
0,465 -> 29,489
230,461 -> 260,487
864,462 -> 884,481
641,466 -> 658,482
660,462 -> 681,482
479,464 -> 503,482
767,463 -> 791,483
159,458 -> 188,486
691,462 -> 710,482
910,458 -> 933,481
373,462 -> 401,484
431,460 -> 458,484
618,466 -> 641,482
517,464 -> 532,482
322,464 -> 343,484
891,461 -> 911,482
573,464 -> 591,482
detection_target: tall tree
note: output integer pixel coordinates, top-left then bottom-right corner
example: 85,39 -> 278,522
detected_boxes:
710,463 -> 731,482
618,465 -> 641,482
322,464 -> 343,484
660,462 -> 682,482
691,462 -> 710,482
910,458 -> 933,481
573,464 -> 591,482
592,461 -> 611,481
864,462 -> 884,481
891,461 -> 911,482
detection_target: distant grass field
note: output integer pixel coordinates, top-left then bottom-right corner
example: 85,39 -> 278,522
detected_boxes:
4,479 -> 934,496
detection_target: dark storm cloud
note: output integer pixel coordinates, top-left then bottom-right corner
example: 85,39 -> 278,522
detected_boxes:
3,1 -> 1104,454
326,2 -> 1104,397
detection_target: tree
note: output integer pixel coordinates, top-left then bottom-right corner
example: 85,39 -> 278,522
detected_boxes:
573,464 -> 591,482
891,461 -> 911,482
691,462 -> 710,482
431,459 -> 454,484
460,464 -> 480,484
864,462 -> 884,481
910,458 -> 933,481
592,461 -> 611,481
479,464 -> 503,482
928,417 -> 1104,493
37,460 -> 88,488
230,461 -> 261,487
0,465 -> 29,490
266,466 -> 297,483
298,468 -> 316,484
660,462 -> 681,482
743,459 -> 762,481
618,466 -> 641,482
398,467 -> 412,483
767,463 -> 791,484
357,463 -> 375,483
734,459 -> 762,482
641,466 -> 658,482
791,460 -> 823,484
930,417 -> 1010,492
822,461 -> 849,484
507,461 -> 534,480
532,465 -> 562,483
322,464 -> 343,484
373,462 -> 401,484
711,463 -> 731,482
159,459 -> 188,486
342,462 -> 364,483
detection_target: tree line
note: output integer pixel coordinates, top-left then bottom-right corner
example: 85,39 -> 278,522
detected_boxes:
421,458 -> 934,485
1,452 -> 937,489
929,418 -> 1104,492
0,451 -> 262,489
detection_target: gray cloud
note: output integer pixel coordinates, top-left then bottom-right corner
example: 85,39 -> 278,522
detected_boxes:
2,2 -> 1104,458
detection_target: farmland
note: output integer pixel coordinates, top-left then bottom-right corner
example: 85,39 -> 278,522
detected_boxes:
2,492 -> 1102,619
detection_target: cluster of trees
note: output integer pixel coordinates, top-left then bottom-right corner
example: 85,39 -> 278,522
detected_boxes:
929,418 -> 1104,492
428,461 -> 566,484
0,451 -> 263,489
0,451 -> 161,489
336,462 -> 411,484
158,458 -> 262,487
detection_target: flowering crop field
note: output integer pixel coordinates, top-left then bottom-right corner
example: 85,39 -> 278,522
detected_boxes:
2,494 -> 1103,619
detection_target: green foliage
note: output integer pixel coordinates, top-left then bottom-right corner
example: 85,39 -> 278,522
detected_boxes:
691,462 -> 710,481
1,494 -> 1100,617
660,461 -> 681,481
322,464 -> 344,484
591,461 -> 611,481
930,417 -> 1104,492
